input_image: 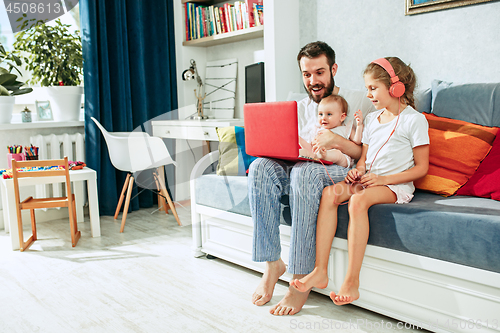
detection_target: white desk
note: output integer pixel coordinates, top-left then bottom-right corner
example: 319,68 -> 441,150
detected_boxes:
1,167 -> 101,250
151,119 -> 244,200
151,119 -> 244,141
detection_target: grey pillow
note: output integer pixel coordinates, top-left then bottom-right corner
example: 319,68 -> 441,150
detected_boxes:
431,79 -> 500,127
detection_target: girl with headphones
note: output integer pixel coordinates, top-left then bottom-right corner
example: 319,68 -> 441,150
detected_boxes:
290,57 -> 430,306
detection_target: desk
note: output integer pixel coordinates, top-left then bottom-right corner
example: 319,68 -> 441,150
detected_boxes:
1,167 -> 100,250
151,119 -> 244,200
151,119 -> 244,141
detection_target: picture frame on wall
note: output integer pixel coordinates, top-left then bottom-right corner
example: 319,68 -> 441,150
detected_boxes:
35,100 -> 53,121
406,0 -> 498,15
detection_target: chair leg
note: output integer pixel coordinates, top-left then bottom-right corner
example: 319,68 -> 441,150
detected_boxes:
154,170 -> 181,226
154,173 -> 169,215
69,195 -> 81,247
114,173 -> 131,220
18,208 -> 36,252
30,209 -> 37,241
120,176 -> 135,233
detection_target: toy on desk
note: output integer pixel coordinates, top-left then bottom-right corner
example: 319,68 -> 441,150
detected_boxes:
69,161 -> 86,170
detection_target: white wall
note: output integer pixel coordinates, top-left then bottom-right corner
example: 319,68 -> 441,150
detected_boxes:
303,0 -> 500,91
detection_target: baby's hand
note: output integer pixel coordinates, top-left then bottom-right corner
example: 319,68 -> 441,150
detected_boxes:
354,109 -> 363,126
316,147 -> 327,159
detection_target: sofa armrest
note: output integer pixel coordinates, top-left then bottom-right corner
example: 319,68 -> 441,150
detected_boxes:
190,150 -> 219,258
190,150 -> 220,181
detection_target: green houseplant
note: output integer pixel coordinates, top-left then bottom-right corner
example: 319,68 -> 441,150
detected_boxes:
0,42 -> 32,123
13,19 -> 83,121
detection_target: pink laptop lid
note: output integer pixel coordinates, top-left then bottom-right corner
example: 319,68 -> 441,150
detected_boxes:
244,101 -> 300,161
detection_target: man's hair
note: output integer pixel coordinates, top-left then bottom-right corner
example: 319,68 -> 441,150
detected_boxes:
297,41 -> 336,69
319,94 -> 348,116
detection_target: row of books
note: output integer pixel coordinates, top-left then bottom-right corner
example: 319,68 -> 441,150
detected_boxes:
184,1 -> 263,41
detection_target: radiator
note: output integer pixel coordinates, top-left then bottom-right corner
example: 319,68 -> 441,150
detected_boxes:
30,133 -> 85,200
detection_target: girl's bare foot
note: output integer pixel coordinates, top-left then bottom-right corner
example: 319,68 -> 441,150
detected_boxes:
289,267 -> 329,292
252,259 -> 286,306
329,279 -> 360,306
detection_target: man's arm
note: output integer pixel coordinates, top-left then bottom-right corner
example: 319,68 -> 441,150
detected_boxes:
312,131 -> 362,160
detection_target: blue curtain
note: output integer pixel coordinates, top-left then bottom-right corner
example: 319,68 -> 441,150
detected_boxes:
80,0 -> 177,216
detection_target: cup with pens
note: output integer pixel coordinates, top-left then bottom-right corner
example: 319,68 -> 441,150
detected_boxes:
6,145 -> 39,169
24,144 -> 39,161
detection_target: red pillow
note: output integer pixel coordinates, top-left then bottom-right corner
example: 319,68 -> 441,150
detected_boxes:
457,131 -> 500,200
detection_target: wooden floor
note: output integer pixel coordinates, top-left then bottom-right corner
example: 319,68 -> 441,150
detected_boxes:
0,205 -> 428,333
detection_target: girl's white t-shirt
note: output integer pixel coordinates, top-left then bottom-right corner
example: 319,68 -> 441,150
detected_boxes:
362,106 -> 429,193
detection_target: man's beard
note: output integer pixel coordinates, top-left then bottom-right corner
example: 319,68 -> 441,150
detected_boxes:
306,74 -> 335,103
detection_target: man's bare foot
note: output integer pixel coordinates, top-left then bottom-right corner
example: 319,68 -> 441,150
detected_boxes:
290,267 -> 329,292
252,259 -> 286,306
329,279 -> 360,306
270,283 -> 310,316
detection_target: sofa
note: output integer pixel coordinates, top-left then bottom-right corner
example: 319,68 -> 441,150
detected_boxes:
190,81 -> 500,333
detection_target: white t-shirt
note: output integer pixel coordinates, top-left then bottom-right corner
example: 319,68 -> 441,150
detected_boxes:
362,106 -> 429,193
298,88 -> 376,143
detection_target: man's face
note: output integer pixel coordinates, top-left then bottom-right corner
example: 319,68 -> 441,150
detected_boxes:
299,54 -> 337,103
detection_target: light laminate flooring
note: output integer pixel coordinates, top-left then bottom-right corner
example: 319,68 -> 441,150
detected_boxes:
0,205 -> 429,333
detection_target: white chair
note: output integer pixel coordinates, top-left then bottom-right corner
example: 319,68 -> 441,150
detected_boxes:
91,117 -> 181,232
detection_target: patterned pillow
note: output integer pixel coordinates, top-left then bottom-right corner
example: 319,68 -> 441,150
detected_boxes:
216,126 -> 256,176
414,113 -> 499,196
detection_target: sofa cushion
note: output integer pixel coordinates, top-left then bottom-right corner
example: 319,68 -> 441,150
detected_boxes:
431,80 -> 500,127
335,191 -> 500,274
195,174 -> 290,225
195,175 -> 500,273
457,132 -> 500,200
414,113 -> 498,196
216,126 -> 256,176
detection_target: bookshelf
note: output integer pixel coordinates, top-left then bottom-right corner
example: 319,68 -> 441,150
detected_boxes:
182,25 -> 263,47
182,0 -> 263,47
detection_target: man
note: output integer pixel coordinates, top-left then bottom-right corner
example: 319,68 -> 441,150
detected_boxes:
249,41 -> 375,316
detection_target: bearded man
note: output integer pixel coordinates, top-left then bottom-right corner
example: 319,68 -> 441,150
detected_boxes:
249,41 -> 375,315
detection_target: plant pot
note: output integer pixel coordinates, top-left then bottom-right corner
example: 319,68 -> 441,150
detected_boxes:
46,86 -> 83,122
0,96 -> 15,124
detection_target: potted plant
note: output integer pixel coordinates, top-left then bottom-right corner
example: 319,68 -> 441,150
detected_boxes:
0,42 -> 32,123
13,19 -> 83,122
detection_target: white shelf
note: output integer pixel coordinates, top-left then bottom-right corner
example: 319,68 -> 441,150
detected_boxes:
183,25 -> 264,47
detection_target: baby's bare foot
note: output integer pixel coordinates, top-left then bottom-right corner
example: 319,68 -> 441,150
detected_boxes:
252,259 -> 286,306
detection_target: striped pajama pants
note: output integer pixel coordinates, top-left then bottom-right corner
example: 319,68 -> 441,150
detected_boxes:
248,157 -> 349,275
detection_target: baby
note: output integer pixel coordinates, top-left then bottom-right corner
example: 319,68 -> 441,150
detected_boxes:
312,94 -> 363,168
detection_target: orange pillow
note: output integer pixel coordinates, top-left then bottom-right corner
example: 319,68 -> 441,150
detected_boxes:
414,113 -> 499,196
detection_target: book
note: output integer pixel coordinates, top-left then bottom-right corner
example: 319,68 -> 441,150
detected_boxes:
183,3 -> 190,41
234,1 -> 243,30
246,0 -> 262,27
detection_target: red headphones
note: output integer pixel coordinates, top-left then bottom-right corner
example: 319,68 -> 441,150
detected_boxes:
371,58 -> 405,98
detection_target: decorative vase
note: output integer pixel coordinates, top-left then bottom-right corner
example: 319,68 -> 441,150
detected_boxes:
46,86 -> 83,122
0,96 -> 15,124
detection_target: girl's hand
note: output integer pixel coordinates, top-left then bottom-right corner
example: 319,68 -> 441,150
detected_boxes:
346,168 -> 364,184
354,109 -> 363,126
359,173 -> 387,187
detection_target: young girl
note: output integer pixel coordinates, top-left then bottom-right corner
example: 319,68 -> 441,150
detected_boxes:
290,57 -> 429,306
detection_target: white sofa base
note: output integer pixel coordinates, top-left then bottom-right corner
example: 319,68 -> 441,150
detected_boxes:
191,152 -> 500,333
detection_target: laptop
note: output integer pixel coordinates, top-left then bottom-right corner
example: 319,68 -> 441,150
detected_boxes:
244,101 -> 333,165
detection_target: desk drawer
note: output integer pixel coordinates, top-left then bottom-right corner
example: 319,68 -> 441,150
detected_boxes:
153,126 -> 187,139
187,127 -> 219,141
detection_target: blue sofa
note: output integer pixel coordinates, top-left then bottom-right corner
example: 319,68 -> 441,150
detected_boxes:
190,81 -> 500,333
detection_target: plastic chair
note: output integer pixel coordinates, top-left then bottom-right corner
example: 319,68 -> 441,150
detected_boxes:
12,157 -> 80,251
91,117 -> 181,231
